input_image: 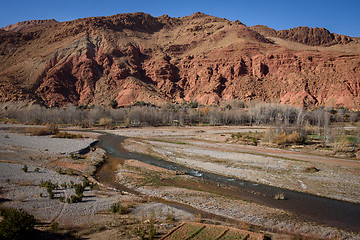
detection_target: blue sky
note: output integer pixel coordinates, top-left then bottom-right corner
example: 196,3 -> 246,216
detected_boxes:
1,0 -> 359,37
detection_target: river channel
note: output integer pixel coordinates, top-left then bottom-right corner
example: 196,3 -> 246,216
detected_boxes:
95,132 -> 360,232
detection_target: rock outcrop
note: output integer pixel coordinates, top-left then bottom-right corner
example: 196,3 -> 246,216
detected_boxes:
0,12 -> 359,108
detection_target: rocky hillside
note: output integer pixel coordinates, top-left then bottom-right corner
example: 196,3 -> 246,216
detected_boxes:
1,12 -> 359,108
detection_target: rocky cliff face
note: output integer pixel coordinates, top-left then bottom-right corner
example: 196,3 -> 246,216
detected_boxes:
1,12 -> 359,108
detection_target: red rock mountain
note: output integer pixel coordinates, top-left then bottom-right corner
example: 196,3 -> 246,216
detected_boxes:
1,12 -> 360,108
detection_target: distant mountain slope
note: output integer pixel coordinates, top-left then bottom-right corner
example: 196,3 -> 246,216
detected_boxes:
1,12 -> 359,108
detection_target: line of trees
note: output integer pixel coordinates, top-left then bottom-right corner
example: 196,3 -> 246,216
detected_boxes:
0,101 -> 358,128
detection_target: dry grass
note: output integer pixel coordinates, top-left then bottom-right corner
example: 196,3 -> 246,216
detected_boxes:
25,124 -> 59,136
273,131 -> 303,145
333,138 -> 349,153
53,131 -> 83,139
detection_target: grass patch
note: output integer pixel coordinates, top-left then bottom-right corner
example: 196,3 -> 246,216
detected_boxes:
25,124 -> 59,136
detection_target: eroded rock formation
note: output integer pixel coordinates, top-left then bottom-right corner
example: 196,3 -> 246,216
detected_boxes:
0,12 -> 359,108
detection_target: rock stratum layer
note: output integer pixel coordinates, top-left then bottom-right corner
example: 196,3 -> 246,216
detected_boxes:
1,12 -> 360,108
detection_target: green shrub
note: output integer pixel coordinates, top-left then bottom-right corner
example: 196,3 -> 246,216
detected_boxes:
148,216 -> 156,240
49,192 -> 54,199
39,180 -> 58,190
69,153 -> 85,160
74,184 -> 85,196
22,165 -> 28,173
0,208 -> 36,240
49,222 -> 59,233
82,179 -> 90,188
67,194 -> 82,203
110,202 -> 124,213
109,99 -> 118,109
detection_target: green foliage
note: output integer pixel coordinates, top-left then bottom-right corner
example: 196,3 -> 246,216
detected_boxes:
189,101 -> 199,108
69,153 -> 85,160
40,180 -> 58,192
49,222 -> 59,233
138,228 -> 145,240
82,179 -> 90,188
0,208 -> 36,240
34,168 -> 40,173
74,184 -> 85,196
148,217 -> 156,240
22,165 -> 28,173
69,181 -> 75,188
109,99 -> 118,109
110,202 -> 123,214
67,194 -> 82,203
49,192 -> 54,199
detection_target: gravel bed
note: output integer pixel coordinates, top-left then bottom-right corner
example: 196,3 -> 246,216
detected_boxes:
0,161 -> 123,226
0,131 -> 96,154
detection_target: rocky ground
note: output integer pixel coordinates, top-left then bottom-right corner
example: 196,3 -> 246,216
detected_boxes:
1,124 -> 359,239
106,125 -> 360,239
0,124 -> 193,239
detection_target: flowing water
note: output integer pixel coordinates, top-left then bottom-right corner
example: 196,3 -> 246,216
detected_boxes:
96,132 -> 360,232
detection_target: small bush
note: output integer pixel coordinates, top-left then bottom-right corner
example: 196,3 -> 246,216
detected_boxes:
49,222 -> 59,233
148,221 -> 156,240
98,117 -> 113,126
273,131 -> 303,145
82,179 -> 90,188
69,181 -> 74,188
333,138 -> 349,153
69,153 -> 85,160
53,131 -> 82,139
67,194 -> 82,203
74,184 -> 85,196
109,99 -> 118,109
47,185 -> 56,194
49,192 -> 54,199
0,208 -> 36,240
22,165 -> 28,173
110,202 -> 124,214
26,124 -> 59,136
34,168 -> 40,173
166,209 -> 175,222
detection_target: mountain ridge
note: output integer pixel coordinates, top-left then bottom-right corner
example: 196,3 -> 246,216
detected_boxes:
0,12 -> 359,108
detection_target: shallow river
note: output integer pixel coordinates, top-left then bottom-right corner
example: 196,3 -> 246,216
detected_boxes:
96,132 -> 360,232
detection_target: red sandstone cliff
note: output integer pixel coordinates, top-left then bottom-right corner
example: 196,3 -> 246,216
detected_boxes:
0,12 -> 359,108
